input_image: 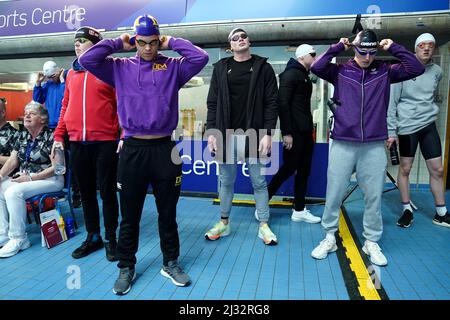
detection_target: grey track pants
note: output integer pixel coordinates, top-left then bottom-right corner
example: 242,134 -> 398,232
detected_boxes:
321,140 -> 387,242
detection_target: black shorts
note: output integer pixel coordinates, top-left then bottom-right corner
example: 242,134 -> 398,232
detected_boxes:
398,122 -> 442,160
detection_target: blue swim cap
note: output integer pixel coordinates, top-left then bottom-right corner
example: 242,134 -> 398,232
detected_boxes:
130,15 -> 160,45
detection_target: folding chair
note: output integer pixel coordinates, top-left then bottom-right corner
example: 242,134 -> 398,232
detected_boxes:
26,150 -> 77,228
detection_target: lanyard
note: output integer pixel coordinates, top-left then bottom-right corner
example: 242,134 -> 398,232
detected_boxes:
24,139 -> 38,172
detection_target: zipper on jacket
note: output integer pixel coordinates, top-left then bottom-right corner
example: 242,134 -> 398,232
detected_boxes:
360,69 -> 365,142
82,72 -> 88,141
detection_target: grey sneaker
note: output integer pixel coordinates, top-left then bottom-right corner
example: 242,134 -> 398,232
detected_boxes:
112,267 -> 136,295
160,260 -> 191,286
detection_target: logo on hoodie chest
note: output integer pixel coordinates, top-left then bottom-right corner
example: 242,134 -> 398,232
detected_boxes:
153,63 -> 168,71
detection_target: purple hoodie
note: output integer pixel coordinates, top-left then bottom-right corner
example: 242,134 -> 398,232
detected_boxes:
78,37 -> 208,138
311,42 -> 424,142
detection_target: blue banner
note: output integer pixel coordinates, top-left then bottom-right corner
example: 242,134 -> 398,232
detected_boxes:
0,0 -> 188,37
1,0 -> 447,37
179,141 -> 329,198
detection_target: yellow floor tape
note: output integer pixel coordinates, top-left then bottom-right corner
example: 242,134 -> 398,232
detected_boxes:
338,211 -> 381,300
212,199 -> 381,299
212,198 -> 293,207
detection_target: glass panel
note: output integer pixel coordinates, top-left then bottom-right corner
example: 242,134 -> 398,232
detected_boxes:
176,44 -> 332,142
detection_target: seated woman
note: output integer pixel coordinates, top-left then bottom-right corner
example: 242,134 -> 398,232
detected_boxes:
0,101 -> 64,258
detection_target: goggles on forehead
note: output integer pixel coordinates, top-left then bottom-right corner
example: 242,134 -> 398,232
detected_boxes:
354,46 -> 377,56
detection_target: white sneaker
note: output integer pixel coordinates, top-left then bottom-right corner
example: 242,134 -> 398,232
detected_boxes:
362,240 -> 388,266
0,238 -> 31,258
0,234 -> 9,247
311,238 -> 338,259
291,208 -> 321,223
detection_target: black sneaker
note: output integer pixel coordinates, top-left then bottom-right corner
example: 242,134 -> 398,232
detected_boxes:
160,260 -> 191,286
112,267 -> 136,295
397,209 -> 414,228
432,212 -> 450,228
71,234 -> 104,259
105,240 -> 118,262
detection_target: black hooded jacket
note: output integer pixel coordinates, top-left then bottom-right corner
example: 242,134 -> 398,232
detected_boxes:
206,55 -> 278,139
278,58 -> 313,136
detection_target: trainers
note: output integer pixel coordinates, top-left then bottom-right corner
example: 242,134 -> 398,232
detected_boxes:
112,267 -> 136,295
311,238 -> 338,259
0,238 -> 31,258
71,234 -> 104,259
0,234 -> 9,248
433,212 -> 450,228
160,260 -> 191,286
291,208 -> 321,223
205,221 -> 230,240
105,240 -> 118,262
258,223 -> 278,245
362,240 -> 387,266
397,209 -> 413,228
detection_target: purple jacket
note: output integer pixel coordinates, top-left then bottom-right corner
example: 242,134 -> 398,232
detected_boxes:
79,37 -> 208,138
311,42 -> 424,142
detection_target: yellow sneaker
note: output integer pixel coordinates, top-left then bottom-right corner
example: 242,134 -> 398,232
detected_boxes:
258,223 -> 278,245
205,221 -> 230,241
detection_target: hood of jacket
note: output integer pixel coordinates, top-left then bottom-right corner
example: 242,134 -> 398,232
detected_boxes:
285,57 -> 308,72
72,58 -> 85,72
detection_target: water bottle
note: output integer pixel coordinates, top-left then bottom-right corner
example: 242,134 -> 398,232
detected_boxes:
65,217 -> 76,239
389,141 -> 400,166
54,146 -> 66,175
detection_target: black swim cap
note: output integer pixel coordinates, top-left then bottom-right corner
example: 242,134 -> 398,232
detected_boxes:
354,30 -> 378,48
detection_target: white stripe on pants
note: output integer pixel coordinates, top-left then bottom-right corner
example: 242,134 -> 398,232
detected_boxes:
321,140 -> 387,242
0,176 -> 64,240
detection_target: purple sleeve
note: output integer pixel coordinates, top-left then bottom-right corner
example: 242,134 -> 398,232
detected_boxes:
169,37 -> 209,87
388,43 -> 425,83
78,38 -> 124,87
310,42 -> 345,84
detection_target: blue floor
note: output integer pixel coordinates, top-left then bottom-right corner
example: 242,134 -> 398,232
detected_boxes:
1,188 -> 448,300
344,187 -> 450,300
0,195 -> 348,300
